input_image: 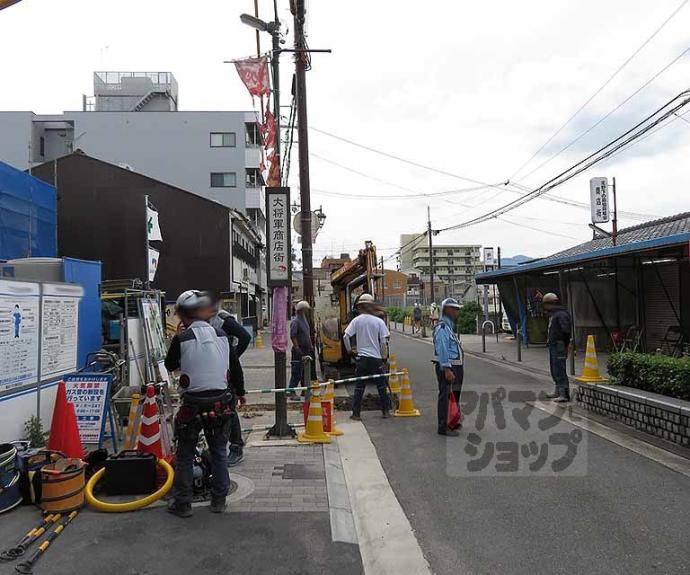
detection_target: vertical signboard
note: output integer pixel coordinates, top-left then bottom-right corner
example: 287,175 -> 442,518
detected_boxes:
265,187 -> 291,287
0,280 -> 40,393
590,177 -> 610,223
40,282 -> 83,380
483,247 -> 495,269
64,373 -> 111,445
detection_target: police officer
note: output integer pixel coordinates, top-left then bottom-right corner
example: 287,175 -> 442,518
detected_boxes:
209,307 -> 250,465
432,298 -> 464,436
165,290 -> 234,517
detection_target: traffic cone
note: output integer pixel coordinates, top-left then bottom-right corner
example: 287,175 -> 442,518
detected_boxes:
388,354 -> 401,394
137,384 -> 163,458
256,330 -> 264,349
47,381 -> 84,458
394,368 -> 421,417
298,385 -> 331,444
576,335 -> 608,383
324,382 -> 343,437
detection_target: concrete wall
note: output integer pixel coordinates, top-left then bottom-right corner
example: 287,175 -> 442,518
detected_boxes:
0,112 -> 33,168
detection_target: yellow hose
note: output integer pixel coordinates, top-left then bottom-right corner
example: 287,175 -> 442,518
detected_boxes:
85,459 -> 174,512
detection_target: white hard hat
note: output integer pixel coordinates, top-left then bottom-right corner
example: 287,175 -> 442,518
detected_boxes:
176,290 -> 213,311
356,293 -> 375,306
542,293 -> 559,304
296,300 -> 311,311
441,297 -> 461,311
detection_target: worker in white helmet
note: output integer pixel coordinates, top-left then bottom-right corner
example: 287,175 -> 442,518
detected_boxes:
343,293 -> 391,420
288,300 -> 313,398
542,292 -> 572,402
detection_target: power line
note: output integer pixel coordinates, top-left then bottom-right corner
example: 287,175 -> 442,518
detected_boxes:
498,215 -> 585,241
509,0 -> 689,181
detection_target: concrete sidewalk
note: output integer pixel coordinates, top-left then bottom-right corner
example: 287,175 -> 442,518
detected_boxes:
390,321 -> 610,380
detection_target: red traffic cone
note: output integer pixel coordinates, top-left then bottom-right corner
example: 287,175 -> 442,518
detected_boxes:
137,384 -> 163,459
47,381 -> 84,458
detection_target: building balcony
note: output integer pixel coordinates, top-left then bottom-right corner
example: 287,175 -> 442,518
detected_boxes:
245,186 -> 265,212
245,146 -> 261,168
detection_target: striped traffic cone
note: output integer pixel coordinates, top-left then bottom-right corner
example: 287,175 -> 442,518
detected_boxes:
256,330 -> 264,349
388,354 -> 401,394
323,381 -> 343,437
298,385 -> 331,444
137,384 -> 163,458
394,368 -> 421,417
576,335 -> 608,383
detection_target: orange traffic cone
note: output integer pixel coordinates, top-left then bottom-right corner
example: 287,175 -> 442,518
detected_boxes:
388,355 -> 401,394
48,381 -> 84,458
394,368 -> 421,417
298,385 -> 331,444
576,335 -> 608,383
323,382 -> 343,437
137,384 -> 163,458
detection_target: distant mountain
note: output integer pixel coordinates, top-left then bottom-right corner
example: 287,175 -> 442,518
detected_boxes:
500,255 -> 533,267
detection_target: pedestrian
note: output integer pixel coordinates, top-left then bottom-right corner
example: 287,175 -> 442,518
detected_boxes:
343,293 -> 391,420
432,298 -> 464,436
209,307 -> 250,466
413,303 -> 422,334
289,300 -> 314,399
542,292 -> 572,403
165,290 -> 235,517
430,302 -> 439,328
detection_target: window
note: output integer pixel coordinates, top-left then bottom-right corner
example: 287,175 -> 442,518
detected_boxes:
245,168 -> 263,187
245,122 -> 262,146
210,172 -> 237,188
393,281 -> 401,289
210,132 -> 236,147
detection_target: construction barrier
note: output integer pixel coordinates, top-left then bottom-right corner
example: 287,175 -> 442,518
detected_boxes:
244,371 -> 406,394
388,355 -> 401,394
576,335 -> 608,383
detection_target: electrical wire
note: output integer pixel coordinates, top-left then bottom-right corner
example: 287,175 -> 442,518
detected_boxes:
509,0 -> 689,181
497,215 -> 585,241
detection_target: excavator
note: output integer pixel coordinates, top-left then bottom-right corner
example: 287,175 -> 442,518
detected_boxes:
317,240 -> 383,379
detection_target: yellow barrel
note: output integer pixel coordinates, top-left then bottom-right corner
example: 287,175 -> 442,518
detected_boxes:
40,459 -> 86,513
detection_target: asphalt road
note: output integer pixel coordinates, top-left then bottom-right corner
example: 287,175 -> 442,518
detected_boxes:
363,333 -> 690,575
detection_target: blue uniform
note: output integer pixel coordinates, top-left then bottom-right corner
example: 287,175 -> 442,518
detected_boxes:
432,315 -> 464,432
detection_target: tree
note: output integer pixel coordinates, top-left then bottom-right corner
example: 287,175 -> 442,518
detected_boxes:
456,302 -> 481,334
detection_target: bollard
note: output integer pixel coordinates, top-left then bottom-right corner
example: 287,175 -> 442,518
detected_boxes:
256,330 -> 264,349
482,329 -> 486,353
481,320 -> 495,354
516,328 -> 522,362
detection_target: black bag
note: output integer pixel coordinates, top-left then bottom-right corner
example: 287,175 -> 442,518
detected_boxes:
103,450 -> 157,496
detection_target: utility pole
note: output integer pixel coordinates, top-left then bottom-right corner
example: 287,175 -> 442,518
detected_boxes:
380,255 -> 385,304
427,206 -> 435,305
612,177 -> 618,246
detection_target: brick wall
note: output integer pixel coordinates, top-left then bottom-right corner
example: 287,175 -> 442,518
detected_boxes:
577,383 -> 690,448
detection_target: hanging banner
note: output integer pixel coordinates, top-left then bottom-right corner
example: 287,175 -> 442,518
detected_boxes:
263,108 -> 277,150
148,247 -> 160,282
271,286 -> 289,353
590,177 -> 610,224
234,57 -> 270,97
266,187 -> 291,287
147,206 -> 163,242
64,373 -> 111,445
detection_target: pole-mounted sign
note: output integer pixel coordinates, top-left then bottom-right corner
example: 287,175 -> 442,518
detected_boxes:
266,187 -> 291,288
483,247 -> 495,270
590,177 -> 610,224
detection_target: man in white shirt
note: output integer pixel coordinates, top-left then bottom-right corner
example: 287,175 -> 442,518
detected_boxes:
343,294 -> 391,420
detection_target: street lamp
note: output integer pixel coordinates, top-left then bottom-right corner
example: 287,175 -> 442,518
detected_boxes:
240,13 -> 281,34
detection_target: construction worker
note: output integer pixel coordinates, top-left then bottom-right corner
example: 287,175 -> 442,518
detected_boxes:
165,290 -> 234,517
432,298 -> 464,436
430,301 -> 440,328
343,293 -> 391,420
209,308 -> 250,466
542,292 -> 572,402
289,300 -> 313,399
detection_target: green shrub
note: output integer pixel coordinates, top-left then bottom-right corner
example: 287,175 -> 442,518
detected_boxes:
607,352 -> 690,401
386,306 -> 404,323
456,302 -> 481,334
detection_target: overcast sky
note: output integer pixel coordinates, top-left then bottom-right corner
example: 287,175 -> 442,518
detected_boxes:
1,0 -> 689,266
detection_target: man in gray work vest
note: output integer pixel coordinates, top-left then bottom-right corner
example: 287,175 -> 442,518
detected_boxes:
165,290 -> 234,517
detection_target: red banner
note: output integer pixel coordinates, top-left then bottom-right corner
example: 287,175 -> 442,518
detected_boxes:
263,109 -> 277,150
234,57 -> 270,97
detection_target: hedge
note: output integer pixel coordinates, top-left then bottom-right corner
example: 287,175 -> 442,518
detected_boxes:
607,352 -> 690,401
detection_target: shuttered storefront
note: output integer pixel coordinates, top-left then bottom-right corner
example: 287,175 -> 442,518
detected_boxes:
643,263 -> 681,352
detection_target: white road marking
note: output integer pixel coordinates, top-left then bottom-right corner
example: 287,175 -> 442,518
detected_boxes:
338,420 -> 431,575
531,401 -> 690,478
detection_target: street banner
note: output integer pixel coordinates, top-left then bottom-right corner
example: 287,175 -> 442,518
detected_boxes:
147,206 -> 163,242
234,57 -> 270,98
148,247 -> 160,282
590,177 -> 610,223
266,187 -> 291,287
64,373 -> 112,445
263,108 -> 277,150
271,286 -> 289,353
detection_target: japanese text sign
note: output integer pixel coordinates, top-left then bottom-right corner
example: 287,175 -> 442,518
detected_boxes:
64,373 -> 112,445
590,177 -> 610,224
266,187 -> 291,287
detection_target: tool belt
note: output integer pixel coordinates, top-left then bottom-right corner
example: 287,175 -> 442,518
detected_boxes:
175,389 -> 234,435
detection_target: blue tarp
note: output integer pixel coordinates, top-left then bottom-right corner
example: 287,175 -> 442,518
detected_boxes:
0,161 -> 56,259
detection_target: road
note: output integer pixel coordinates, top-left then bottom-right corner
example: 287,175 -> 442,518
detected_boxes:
363,332 -> 690,575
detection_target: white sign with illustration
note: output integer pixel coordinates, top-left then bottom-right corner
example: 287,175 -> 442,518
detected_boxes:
0,280 -> 40,393
40,282 -> 84,380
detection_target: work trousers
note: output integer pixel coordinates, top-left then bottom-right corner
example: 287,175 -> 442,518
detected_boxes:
352,356 -> 390,416
435,364 -> 464,432
548,342 -> 570,399
289,349 -> 309,390
228,410 -> 243,448
173,403 -> 230,505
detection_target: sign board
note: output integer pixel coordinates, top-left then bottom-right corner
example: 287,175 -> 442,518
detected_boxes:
590,177 -> 610,223
40,283 -> 83,380
483,247 -> 495,268
266,187 -> 291,287
64,373 -> 111,445
293,211 -> 321,242
0,280 -> 40,393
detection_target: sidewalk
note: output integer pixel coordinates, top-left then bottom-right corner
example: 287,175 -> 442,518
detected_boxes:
389,322 -> 610,380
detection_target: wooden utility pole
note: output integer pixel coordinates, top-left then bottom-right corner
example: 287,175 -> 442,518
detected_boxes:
427,206 -> 435,305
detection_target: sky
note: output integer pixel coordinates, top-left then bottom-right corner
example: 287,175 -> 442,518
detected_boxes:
1,0 -> 690,266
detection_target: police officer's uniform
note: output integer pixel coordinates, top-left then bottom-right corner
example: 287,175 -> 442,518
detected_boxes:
432,304 -> 464,434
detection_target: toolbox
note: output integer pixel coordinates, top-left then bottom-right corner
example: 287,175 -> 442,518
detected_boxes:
103,450 -> 157,495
